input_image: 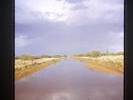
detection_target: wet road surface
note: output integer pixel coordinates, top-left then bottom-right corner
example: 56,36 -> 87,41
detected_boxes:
15,58 -> 123,100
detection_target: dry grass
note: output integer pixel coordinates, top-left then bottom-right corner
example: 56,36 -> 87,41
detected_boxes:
15,57 -> 66,80
15,58 -> 63,70
72,55 -> 124,75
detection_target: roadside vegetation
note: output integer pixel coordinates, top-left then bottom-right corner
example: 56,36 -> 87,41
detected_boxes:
15,54 -> 67,80
73,50 -> 123,57
72,50 -> 124,75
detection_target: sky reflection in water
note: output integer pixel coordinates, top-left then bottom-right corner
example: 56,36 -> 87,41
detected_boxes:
15,58 -> 123,100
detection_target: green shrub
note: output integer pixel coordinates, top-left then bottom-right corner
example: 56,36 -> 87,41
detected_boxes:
73,50 -> 123,57
18,54 -> 34,60
88,50 -> 102,57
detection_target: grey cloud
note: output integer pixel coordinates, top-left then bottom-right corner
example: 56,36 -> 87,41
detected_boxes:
15,0 -> 124,55
57,0 -> 87,3
15,17 -> 123,56
70,4 -> 88,10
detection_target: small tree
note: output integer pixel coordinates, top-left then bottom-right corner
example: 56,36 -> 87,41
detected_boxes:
19,54 -> 33,60
105,49 -> 110,55
63,54 -> 67,57
89,50 -> 102,57
15,56 -> 20,59
39,54 -> 50,58
115,51 -> 124,55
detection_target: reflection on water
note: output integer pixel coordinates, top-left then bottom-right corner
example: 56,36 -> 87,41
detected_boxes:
15,58 -> 123,100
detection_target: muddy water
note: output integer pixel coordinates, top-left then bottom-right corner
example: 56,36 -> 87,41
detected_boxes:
15,58 -> 123,100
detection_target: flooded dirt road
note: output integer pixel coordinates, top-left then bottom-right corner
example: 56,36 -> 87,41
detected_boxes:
15,58 -> 123,100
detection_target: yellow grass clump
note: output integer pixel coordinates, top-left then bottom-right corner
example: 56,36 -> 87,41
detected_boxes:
15,55 -> 66,80
72,55 -> 124,75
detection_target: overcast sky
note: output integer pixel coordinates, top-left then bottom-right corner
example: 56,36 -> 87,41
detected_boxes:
15,0 -> 124,56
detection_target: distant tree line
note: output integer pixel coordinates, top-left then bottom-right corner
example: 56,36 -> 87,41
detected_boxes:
74,50 -> 124,57
15,54 -> 67,60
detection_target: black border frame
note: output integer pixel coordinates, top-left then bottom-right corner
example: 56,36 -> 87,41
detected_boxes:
0,0 -> 14,100
124,0 -> 133,100
1,0 -> 133,100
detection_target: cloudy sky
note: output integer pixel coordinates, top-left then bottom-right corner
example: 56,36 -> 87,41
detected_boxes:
15,0 -> 124,56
